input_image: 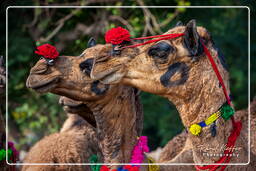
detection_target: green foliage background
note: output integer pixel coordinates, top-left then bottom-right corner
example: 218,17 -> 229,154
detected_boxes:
0,0 -> 255,153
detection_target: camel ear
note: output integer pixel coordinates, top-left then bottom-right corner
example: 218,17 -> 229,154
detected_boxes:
175,21 -> 183,27
183,19 -> 202,56
87,37 -> 96,48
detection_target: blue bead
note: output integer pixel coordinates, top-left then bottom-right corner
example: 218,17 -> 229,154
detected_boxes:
117,167 -> 123,171
198,121 -> 206,127
117,166 -> 128,171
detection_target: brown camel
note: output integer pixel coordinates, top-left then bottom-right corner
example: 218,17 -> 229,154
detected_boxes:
88,20 -> 255,170
26,41 -> 144,169
22,100 -> 102,171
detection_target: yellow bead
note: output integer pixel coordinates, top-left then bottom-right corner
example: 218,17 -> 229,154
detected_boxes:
189,124 -> 202,136
148,156 -> 160,171
205,111 -> 220,125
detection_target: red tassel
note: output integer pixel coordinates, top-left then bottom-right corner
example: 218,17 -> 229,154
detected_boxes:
105,27 -> 131,45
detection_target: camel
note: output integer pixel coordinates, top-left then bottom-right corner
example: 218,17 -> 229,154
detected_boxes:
26,41 -> 144,169
87,20 -> 255,170
22,99 -> 102,171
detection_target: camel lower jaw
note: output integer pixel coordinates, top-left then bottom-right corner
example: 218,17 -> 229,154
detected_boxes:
62,102 -> 84,108
28,77 -> 59,93
59,98 -> 83,107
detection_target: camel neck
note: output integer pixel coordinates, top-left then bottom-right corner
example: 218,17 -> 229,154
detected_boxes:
167,56 -> 233,163
169,56 -> 230,128
86,86 -> 139,164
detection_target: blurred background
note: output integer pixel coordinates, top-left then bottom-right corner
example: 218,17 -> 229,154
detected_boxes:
0,0 -> 255,161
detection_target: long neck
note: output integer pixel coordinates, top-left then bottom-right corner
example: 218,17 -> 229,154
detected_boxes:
86,86 -> 139,164
171,56 -> 230,127
168,55 -> 233,163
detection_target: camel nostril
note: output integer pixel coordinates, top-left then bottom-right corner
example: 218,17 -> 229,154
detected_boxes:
79,58 -> 93,76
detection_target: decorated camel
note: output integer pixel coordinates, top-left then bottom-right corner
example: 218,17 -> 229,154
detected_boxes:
26,42 -> 145,170
87,20 -> 255,170
22,97 -> 102,171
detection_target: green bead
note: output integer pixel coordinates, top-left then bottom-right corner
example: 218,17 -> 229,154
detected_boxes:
7,149 -> 13,160
89,154 -> 98,163
221,104 -> 235,121
0,149 -> 6,161
89,155 -> 101,171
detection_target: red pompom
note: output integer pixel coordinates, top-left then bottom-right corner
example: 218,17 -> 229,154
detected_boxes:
35,44 -> 59,59
105,27 -> 131,45
100,165 -> 110,171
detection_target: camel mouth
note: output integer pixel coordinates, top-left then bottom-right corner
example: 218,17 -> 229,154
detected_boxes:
62,102 -> 84,108
58,96 -> 84,108
27,77 -> 59,93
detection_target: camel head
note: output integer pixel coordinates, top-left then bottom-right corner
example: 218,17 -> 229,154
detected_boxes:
26,38 -> 116,102
90,20 -> 228,100
27,39 -> 144,165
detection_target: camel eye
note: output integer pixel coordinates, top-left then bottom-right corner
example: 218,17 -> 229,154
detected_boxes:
148,42 -> 174,59
79,58 -> 93,76
148,42 -> 174,64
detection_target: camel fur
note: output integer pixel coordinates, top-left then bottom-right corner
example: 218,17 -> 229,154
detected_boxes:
22,111 -> 101,171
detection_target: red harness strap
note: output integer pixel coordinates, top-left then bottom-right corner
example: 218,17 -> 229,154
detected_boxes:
121,33 -> 184,49
195,41 -> 242,171
121,33 -> 242,171
201,42 -> 231,106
